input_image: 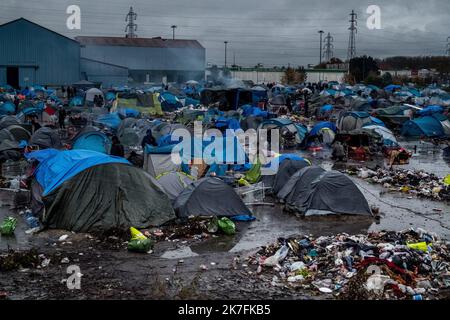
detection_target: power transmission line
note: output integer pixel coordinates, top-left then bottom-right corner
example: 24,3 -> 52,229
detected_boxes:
347,9 -> 357,61
125,6 -> 137,38
323,32 -> 334,62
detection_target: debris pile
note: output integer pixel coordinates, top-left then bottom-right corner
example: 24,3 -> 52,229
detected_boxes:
247,229 -> 450,300
353,168 -> 450,201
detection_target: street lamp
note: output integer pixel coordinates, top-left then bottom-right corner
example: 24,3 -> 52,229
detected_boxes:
224,41 -> 228,68
171,25 -> 177,40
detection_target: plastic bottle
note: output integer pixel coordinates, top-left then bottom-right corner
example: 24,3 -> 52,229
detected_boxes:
412,294 -> 423,300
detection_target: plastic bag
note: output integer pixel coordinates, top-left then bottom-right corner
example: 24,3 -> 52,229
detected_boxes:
128,238 -> 153,253
407,242 -> 431,252
130,227 -> 147,240
218,217 -> 236,235
262,245 -> 289,267
207,217 -> 219,233
0,217 -> 17,236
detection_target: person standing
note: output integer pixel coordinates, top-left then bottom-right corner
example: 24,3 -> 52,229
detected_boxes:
110,136 -> 125,157
58,106 -> 66,129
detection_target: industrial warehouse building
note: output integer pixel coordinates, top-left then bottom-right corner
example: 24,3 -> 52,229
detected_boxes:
77,36 -> 206,85
0,18 -> 206,88
0,18 -> 80,88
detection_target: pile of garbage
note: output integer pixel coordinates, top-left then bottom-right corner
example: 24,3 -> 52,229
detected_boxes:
353,168 -> 450,201
247,228 -> 450,300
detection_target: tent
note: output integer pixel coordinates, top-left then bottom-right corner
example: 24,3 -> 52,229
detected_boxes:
6,125 -> 31,142
156,171 -> 196,202
417,105 -> 444,117
29,127 -> 63,149
320,104 -> 333,114
309,121 -> 337,137
0,101 -> 15,115
0,139 -> 22,162
94,113 -> 121,130
337,111 -> 372,132
72,80 -> 97,90
144,144 -> 180,177
25,149 -> 130,196
85,88 -> 104,103
401,114 -> 449,138
361,125 -> 397,146
278,166 -> 372,216
0,128 -> 16,142
0,115 -> 20,130
384,84 -> 402,92
159,92 -> 183,111
272,158 -> 310,194
72,127 -> 111,154
173,177 -> 251,218
258,118 -> 308,147
40,163 -> 175,232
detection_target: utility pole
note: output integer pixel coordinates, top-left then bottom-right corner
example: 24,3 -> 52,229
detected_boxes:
125,7 -> 137,38
323,32 -> 334,63
347,10 -> 357,61
318,30 -> 324,65
446,37 -> 450,56
171,25 -> 177,40
224,41 -> 228,68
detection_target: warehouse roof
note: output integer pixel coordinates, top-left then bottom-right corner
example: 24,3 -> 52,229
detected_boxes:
76,36 -> 204,49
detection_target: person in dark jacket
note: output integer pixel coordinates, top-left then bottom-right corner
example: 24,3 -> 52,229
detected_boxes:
110,136 -> 125,157
141,129 -> 157,149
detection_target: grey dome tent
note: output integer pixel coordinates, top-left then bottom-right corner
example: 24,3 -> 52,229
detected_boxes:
0,115 -> 20,130
6,125 -> 31,142
278,166 -> 372,216
156,171 -> 196,202
30,127 -> 63,149
272,159 -> 310,194
174,177 -> 251,218
0,128 -> 15,142
42,163 -> 175,232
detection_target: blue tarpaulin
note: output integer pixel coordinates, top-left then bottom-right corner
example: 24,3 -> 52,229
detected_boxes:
95,113 -> 121,130
25,149 -> 130,196
418,105 -> 443,117
320,104 -> 333,113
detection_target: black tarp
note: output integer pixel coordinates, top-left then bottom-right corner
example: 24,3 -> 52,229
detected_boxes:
42,163 -> 175,232
272,159 -> 310,194
174,177 -> 251,218
278,166 -> 372,216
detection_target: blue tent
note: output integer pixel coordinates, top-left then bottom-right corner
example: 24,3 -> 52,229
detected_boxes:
0,101 -> 16,115
384,84 -> 402,92
159,92 -> 183,111
118,108 -> 139,118
72,131 -> 111,154
309,121 -> 337,136
401,115 -> 446,137
264,154 -> 310,168
95,113 -> 121,130
70,96 -> 84,107
369,116 -> 386,127
418,105 -> 443,117
320,104 -> 333,114
105,92 -> 116,101
25,149 -> 130,196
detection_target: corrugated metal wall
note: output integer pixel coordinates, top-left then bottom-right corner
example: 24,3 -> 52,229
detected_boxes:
80,58 -> 128,87
0,19 -> 80,87
80,45 -> 205,72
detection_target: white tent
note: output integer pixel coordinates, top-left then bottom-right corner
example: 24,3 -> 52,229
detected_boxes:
85,88 -> 104,102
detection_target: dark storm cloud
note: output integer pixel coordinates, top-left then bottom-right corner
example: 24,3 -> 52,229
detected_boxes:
1,0 -> 449,66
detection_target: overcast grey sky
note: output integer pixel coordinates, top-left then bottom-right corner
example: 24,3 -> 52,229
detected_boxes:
1,0 -> 449,67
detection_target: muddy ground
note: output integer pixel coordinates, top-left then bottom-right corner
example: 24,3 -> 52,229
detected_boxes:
0,140 -> 449,300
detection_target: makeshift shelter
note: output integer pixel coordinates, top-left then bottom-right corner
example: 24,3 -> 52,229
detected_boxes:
401,114 -> 450,138
0,115 -> 20,130
278,166 -> 372,216
337,111 -> 372,132
156,171 -> 196,202
144,144 -> 180,177
272,158 -> 310,194
29,127 -> 63,149
159,92 -> 183,111
94,113 -> 121,131
85,88 -> 104,102
258,118 -> 307,148
0,128 -> 15,142
72,127 -> 111,154
38,162 -> 175,232
173,177 -> 251,218
5,125 -> 31,142
361,125 -> 397,146
417,105 -> 444,117
0,101 -> 15,115
0,139 -> 22,162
